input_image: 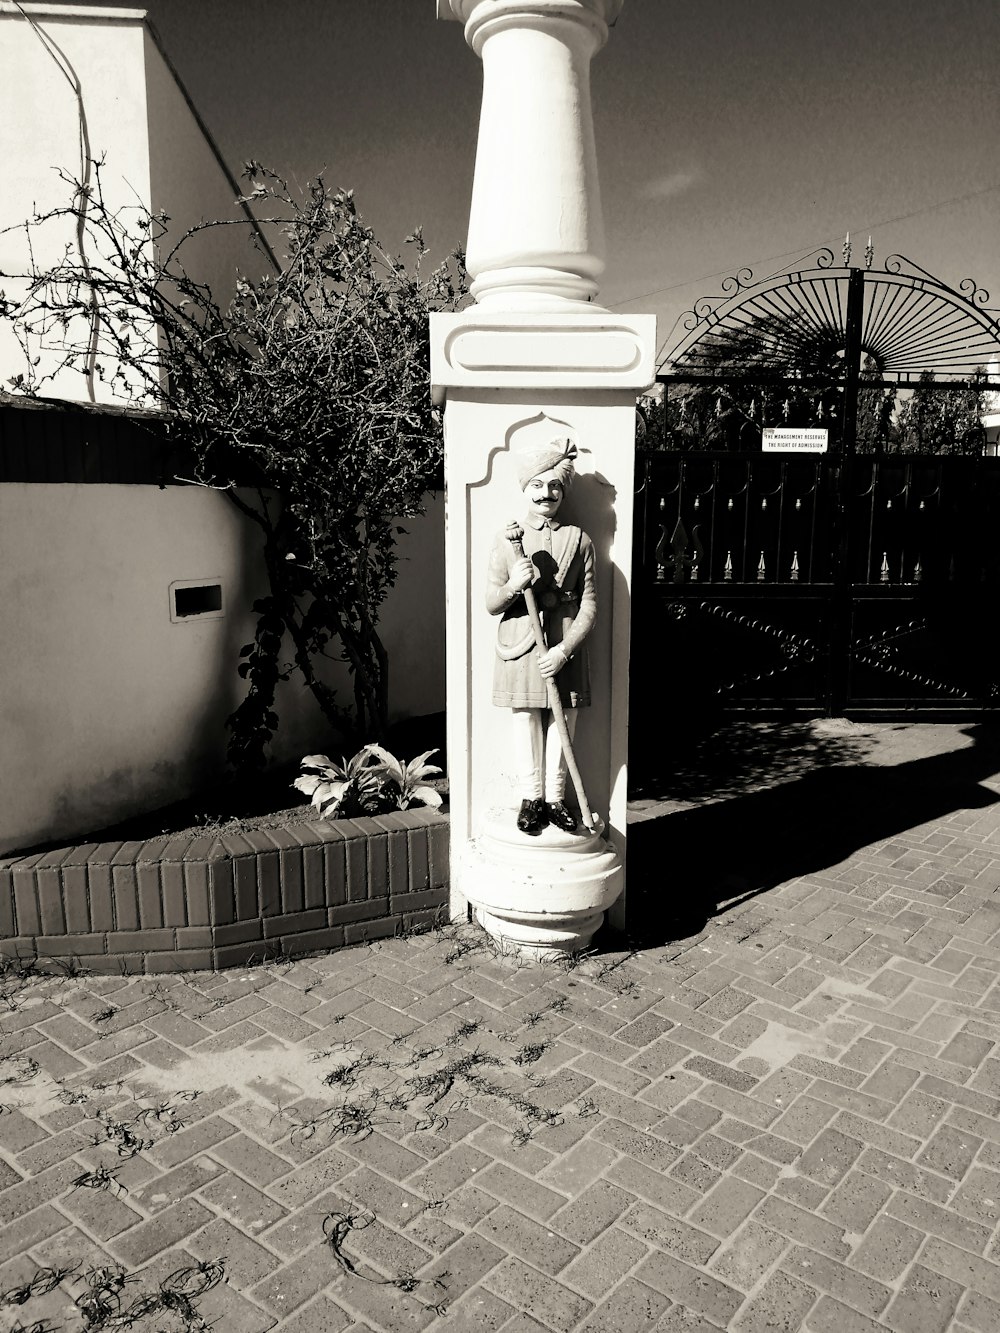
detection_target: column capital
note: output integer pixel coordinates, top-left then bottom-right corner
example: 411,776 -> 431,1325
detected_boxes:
437,0 -> 625,311
437,1 -> 623,51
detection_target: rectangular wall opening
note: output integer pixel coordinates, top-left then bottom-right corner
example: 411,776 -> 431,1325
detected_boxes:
171,581 -> 223,621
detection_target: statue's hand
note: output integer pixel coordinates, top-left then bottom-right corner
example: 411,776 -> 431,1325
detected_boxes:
508,557 -> 536,593
537,646 -> 568,678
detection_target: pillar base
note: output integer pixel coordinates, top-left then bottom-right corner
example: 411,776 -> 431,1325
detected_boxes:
465,806 -> 623,959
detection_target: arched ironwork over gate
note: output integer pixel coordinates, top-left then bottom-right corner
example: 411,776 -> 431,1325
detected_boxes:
633,247 -> 1000,724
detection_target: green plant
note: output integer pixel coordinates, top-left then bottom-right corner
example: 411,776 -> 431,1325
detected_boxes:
293,744 -> 442,819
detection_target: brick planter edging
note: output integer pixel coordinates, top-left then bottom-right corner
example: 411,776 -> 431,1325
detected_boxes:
0,808 -> 449,974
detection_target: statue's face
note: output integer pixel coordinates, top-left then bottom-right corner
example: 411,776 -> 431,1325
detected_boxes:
525,467 -> 565,519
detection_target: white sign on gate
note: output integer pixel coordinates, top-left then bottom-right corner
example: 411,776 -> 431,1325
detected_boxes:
762,427 -> 829,453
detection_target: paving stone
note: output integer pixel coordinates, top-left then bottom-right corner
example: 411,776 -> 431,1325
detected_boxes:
708,1219 -> 788,1293
732,1269 -> 816,1332
796,1128 -> 864,1189
250,1241 -> 344,1317
885,1190 -> 992,1255
562,1226 -> 649,1300
669,1152 -> 720,1195
130,1154 -> 225,1213
768,1096 -> 838,1145
576,1276 -> 670,1332
652,1304 -> 727,1332
199,1171 -> 288,1234
779,1246 -> 892,1317
819,1170 -> 892,1234
803,1295 -> 895,1333
950,1165 -> 1000,1228
110,1197 -> 214,1267
188,1214 -> 281,1287
620,1201 -> 718,1267
341,1213 -> 434,1282
887,1088 -> 951,1138
0,1161 -> 80,1227
883,1261 -> 965,1333
917,1123 -> 984,1180
592,1119 -> 682,1171
856,1146 -> 954,1204
476,1203 -> 580,1275
919,1236 -> 1000,1303
573,1050 -> 651,1095
483,1256 -> 593,1331
0,1205 -> 72,1265
848,1216 -> 924,1283
752,1198 -> 849,1261
604,1156 -> 701,1221
688,1178 -> 764,1240
957,1288 -> 1000,1333
634,1250 -> 743,1327
440,1288 -> 516,1331
550,1178 -> 634,1245
475,1160 -> 568,1220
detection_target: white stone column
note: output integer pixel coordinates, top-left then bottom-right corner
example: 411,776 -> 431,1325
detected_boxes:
433,0 -> 654,956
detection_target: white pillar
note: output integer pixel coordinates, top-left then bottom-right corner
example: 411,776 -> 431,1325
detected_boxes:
434,0 -> 654,955
440,0 -> 622,309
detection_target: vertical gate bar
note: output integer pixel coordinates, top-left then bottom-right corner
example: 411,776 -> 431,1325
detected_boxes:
808,458 -> 820,584
829,267 -> 866,713
841,268 -> 865,457
776,458 -> 787,581
742,457 -> 752,581
862,457 -> 878,585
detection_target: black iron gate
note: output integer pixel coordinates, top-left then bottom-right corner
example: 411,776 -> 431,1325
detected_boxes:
633,248 -> 1000,718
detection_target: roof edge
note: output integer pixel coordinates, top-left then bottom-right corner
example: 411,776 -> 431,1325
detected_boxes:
0,2 -> 147,20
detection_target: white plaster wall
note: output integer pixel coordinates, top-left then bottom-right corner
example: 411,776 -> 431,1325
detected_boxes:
0,6 -> 446,854
0,5 -> 153,404
0,7 -> 267,403
0,485 -> 445,854
0,482 -> 262,851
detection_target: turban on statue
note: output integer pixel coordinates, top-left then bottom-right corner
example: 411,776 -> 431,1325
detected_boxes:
514,438 -> 578,490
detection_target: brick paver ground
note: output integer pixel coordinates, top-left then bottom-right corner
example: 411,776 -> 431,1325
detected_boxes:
3,720 -> 1000,1331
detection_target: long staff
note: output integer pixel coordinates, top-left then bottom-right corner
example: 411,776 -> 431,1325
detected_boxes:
506,522 -> 597,833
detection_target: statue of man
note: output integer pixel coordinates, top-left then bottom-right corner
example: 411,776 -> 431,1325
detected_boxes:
485,438 -> 596,835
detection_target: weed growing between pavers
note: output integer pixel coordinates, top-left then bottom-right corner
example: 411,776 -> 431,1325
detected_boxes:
55,1086 -> 201,1170
0,919 -> 658,1329
321,1208 -> 450,1317
0,952 -> 42,1013
1,1055 -> 41,1087
0,1259 -> 225,1332
69,1164 -> 126,1196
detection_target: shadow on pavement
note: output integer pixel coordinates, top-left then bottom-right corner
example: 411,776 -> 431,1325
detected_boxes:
624,720 -> 1000,948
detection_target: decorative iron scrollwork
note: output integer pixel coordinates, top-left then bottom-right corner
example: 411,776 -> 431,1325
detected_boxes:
663,248 -> 1000,380
853,621 -> 971,697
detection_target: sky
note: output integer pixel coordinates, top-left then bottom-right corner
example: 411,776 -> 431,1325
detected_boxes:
65,0 -> 1000,365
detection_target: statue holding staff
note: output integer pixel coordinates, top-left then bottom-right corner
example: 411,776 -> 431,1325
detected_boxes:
485,439 -> 597,836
